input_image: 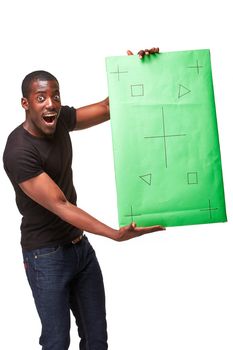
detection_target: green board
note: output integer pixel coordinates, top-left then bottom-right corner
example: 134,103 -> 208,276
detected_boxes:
106,49 -> 227,227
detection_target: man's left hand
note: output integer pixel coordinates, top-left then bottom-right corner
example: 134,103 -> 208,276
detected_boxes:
127,47 -> 159,59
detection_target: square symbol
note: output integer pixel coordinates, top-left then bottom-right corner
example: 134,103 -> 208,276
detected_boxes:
131,84 -> 144,97
187,172 -> 198,185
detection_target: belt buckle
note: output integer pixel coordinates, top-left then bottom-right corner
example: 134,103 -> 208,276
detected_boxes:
72,234 -> 83,245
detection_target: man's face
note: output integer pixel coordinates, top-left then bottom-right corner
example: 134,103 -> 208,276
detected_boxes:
22,79 -> 61,137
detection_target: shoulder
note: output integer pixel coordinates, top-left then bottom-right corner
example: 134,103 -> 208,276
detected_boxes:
60,105 -> 76,117
4,124 -> 29,158
58,105 -> 76,131
3,125 -> 39,168
4,124 -> 36,154
5,123 -> 25,143
3,126 -> 44,184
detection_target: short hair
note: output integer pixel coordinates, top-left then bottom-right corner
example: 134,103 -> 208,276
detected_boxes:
21,70 -> 59,98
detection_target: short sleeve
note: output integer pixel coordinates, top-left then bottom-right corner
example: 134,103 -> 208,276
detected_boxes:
4,146 -> 44,184
59,105 -> 76,131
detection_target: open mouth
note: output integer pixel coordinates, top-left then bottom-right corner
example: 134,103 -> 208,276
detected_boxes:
42,113 -> 57,125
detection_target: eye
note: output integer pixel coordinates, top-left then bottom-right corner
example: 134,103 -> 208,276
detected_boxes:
54,94 -> 60,102
37,95 -> 45,103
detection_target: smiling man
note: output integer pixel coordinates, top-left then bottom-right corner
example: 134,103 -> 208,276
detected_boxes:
3,48 -> 163,350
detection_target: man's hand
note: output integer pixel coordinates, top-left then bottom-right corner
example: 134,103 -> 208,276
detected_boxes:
114,222 -> 165,242
127,47 -> 159,59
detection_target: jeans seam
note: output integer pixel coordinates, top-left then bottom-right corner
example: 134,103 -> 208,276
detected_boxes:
76,290 -> 90,350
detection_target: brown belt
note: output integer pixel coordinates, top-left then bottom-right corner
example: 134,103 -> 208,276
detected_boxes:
71,234 -> 84,245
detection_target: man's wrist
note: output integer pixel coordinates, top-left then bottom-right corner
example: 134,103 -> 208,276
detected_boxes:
107,228 -> 119,240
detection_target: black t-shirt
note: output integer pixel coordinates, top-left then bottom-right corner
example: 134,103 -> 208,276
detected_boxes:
3,105 -> 83,250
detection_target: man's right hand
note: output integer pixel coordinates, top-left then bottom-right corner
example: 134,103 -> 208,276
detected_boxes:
114,222 -> 165,242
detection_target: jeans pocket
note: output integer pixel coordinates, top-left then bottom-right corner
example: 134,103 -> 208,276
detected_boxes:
36,246 -> 61,258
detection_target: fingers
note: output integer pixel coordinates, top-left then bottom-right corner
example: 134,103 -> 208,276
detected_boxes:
130,224 -> 165,236
134,225 -> 165,234
117,222 -> 165,242
127,48 -> 159,59
131,221 -> 136,229
149,47 -> 159,54
137,47 -> 160,59
138,50 -> 146,59
124,222 -> 135,230
128,222 -> 165,233
127,50 -> 134,56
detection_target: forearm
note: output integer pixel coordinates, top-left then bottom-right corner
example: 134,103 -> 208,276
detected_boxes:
19,172 -> 116,239
54,199 -> 117,239
76,97 -> 110,130
19,172 -> 164,244
53,200 -> 165,242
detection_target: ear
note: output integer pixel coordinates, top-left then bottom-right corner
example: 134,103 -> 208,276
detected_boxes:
21,97 -> 29,111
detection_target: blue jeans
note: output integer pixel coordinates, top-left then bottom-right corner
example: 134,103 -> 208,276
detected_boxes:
22,236 -> 108,350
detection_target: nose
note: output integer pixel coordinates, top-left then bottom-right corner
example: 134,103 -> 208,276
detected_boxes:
46,97 -> 55,109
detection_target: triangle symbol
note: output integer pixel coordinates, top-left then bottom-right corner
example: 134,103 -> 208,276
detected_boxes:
139,173 -> 152,186
178,84 -> 191,98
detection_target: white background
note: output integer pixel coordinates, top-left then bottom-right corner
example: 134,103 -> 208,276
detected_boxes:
0,0 -> 232,349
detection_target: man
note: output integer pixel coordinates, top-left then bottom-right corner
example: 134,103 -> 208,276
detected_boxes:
3,48 -> 164,350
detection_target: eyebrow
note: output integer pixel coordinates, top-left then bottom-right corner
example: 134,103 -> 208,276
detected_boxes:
35,89 -> 60,94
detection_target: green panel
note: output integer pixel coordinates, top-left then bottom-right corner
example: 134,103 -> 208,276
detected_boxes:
106,49 -> 227,227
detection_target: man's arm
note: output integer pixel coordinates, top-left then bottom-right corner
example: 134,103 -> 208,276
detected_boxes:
75,97 -> 109,130
19,172 -> 165,241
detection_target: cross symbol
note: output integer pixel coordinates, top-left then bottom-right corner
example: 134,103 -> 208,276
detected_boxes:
124,205 -> 141,223
110,65 -> 128,81
144,107 -> 186,168
187,60 -> 204,74
200,199 -> 218,220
